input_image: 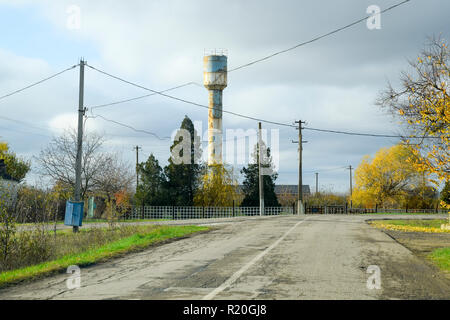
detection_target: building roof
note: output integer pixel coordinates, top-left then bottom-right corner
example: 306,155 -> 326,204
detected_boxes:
274,185 -> 310,195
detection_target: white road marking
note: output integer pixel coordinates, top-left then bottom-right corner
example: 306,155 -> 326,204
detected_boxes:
202,217 -> 308,300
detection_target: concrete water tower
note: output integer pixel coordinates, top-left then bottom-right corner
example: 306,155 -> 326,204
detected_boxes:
203,51 -> 227,165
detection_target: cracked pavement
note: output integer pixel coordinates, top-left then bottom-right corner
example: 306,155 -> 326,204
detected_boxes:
1,214 -> 449,300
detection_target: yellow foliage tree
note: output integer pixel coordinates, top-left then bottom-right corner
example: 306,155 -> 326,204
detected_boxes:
194,164 -> 238,207
377,36 -> 449,211
352,144 -> 424,208
0,142 -> 30,182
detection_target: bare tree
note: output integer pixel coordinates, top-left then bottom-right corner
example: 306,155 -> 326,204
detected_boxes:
37,129 -> 133,199
92,153 -> 135,201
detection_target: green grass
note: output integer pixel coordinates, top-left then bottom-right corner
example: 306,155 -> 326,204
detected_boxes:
13,218 -> 169,226
363,212 -> 444,215
428,247 -> 450,273
376,219 -> 447,228
0,225 -> 208,288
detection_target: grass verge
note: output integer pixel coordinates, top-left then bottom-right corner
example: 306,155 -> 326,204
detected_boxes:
369,219 -> 450,233
14,218 -> 170,226
0,225 -> 208,288
428,247 -> 450,274
364,212 -> 444,215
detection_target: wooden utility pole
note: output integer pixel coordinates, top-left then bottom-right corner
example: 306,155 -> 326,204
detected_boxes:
293,120 -> 306,214
134,145 -> 141,191
347,165 -> 353,208
258,122 -> 264,216
315,172 -> 319,194
73,59 -> 85,233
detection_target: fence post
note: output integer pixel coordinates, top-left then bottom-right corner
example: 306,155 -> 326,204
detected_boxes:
375,203 -> 378,213
345,202 -> 348,214
141,203 -> 144,220
202,206 -> 205,219
172,206 -> 175,220
292,202 -> 295,215
233,201 -> 235,217
406,204 -> 408,213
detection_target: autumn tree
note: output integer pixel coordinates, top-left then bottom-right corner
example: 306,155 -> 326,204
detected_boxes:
194,164 -> 238,207
0,142 -> 30,182
352,144 -> 428,208
377,36 -> 449,191
92,153 -> 134,202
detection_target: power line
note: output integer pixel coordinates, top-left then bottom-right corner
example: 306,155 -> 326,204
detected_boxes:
0,125 -> 52,139
0,64 -> 78,102
86,113 -> 171,141
228,0 -> 411,72
88,110 -> 259,144
303,166 -> 347,173
86,63 -> 295,128
86,64 -> 442,140
85,0 -> 412,112
302,126 -> 442,139
89,81 -> 201,110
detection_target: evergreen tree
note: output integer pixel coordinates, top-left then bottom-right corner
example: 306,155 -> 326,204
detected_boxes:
441,181 -> 450,206
136,154 -> 168,205
241,142 -> 280,207
164,116 -> 202,206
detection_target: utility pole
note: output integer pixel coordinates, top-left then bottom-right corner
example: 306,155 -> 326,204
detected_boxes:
293,120 -> 307,214
134,145 -> 142,191
347,165 -> 353,208
315,172 -> 319,194
258,122 -> 264,216
74,59 -> 85,233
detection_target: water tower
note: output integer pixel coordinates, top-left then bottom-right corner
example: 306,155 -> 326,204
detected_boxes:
203,51 -> 227,165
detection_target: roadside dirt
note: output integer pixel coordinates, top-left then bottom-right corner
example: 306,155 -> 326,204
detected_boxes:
382,229 -> 450,279
363,223 -> 450,299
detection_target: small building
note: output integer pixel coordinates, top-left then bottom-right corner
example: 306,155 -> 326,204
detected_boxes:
275,185 -> 311,206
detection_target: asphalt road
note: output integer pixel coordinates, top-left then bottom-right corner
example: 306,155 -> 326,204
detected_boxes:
1,214 -> 449,299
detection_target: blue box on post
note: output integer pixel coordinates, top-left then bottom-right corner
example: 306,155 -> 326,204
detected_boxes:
64,200 -> 84,227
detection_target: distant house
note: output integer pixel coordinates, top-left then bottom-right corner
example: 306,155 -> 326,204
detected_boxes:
0,159 -> 19,207
274,185 -> 310,196
275,185 -> 311,206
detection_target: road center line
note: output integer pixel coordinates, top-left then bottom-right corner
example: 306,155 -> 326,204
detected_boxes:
202,217 -> 308,300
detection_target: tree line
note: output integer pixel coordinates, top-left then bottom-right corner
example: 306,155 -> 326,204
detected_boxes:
135,115 -> 281,208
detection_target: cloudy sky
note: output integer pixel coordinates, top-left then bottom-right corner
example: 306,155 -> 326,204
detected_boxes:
0,0 -> 448,193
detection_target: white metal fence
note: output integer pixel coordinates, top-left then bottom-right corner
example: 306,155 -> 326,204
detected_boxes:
347,207 -> 447,214
129,206 -> 294,220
